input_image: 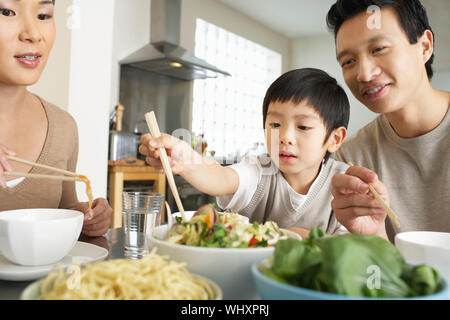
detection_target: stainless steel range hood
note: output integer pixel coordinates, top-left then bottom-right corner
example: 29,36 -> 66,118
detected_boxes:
120,0 -> 231,81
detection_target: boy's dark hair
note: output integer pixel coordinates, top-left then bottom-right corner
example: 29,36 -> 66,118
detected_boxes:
326,0 -> 434,79
262,68 -> 350,162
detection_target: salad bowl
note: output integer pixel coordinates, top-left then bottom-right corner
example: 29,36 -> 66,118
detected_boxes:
252,258 -> 449,300
148,209 -> 301,300
252,228 -> 449,300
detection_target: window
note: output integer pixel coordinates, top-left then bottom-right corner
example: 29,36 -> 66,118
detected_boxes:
192,19 -> 282,162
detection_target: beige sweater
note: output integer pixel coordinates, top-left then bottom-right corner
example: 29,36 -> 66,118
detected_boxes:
0,97 -> 79,210
335,110 -> 450,241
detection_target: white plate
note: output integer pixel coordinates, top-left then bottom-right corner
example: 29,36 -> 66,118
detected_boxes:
21,273 -> 222,300
0,241 -> 108,281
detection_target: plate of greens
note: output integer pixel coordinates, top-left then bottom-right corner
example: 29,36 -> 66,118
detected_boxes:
251,228 -> 449,300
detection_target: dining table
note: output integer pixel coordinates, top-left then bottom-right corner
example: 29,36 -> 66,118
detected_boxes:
0,227 -> 126,300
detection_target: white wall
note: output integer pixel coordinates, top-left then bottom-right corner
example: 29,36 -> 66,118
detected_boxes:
291,34 -> 377,137
181,0 -> 291,73
432,71 -> 450,91
110,0 -> 150,112
67,0 -> 116,201
109,0 -> 292,113
29,0 -> 73,110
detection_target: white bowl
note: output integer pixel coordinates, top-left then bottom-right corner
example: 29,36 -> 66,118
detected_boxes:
0,208 -> 83,266
395,231 -> 450,285
148,211 -> 301,300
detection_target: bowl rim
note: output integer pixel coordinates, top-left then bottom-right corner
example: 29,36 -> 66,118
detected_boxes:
0,208 -> 83,221
395,231 -> 450,250
251,257 -> 449,300
20,272 -> 223,300
148,224 -> 301,253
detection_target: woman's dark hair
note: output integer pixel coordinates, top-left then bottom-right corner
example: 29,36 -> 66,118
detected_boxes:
326,0 -> 434,79
262,68 -> 350,161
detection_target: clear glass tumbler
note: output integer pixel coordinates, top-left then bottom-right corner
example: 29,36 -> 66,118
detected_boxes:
122,192 -> 164,259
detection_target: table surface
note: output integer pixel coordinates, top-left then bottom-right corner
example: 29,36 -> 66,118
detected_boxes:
0,228 -> 125,300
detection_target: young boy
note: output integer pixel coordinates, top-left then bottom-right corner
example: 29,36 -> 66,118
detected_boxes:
327,0 -> 450,241
140,68 -> 350,236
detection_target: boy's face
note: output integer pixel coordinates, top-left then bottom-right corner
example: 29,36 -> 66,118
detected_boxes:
336,7 -> 432,115
265,100 -> 331,176
0,0 -> 55,86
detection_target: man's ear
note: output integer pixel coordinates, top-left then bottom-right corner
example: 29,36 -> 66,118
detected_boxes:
327,127 -> 347,153
420,29 -> 434,64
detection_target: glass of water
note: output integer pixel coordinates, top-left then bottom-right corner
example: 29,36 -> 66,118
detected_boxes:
122,192 -> 164,259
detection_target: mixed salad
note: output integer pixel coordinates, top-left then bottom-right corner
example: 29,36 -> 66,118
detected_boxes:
165,204 -> 288,248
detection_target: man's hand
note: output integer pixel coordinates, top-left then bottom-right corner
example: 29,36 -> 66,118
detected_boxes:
331,165 -> 389,239
286,227 -> 310,239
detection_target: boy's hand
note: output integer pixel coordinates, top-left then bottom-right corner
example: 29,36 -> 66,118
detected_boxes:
331,165 -> 389,239
139,133 -> 201,175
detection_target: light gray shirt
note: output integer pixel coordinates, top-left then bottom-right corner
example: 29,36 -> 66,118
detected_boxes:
335,110 -> 450,241
217,155 -> 349,234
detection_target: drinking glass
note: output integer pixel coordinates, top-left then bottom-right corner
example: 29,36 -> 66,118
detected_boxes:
122,192 -> 164,259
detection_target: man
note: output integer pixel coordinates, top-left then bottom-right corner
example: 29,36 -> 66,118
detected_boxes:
327,0 -> 450,241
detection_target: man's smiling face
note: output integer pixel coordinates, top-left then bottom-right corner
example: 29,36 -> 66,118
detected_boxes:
336,7 -> 433,115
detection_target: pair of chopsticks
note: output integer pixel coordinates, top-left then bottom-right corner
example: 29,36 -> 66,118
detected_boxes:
348,162 -> 400,228
145,111 -> 187,222
4,155 -> 83,182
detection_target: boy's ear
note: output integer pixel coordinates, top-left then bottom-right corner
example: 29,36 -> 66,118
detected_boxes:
420,29 -> 434,65
326,127 -> 347,154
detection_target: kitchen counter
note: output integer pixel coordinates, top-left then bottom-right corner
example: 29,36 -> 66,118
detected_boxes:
108,164 -> 166,228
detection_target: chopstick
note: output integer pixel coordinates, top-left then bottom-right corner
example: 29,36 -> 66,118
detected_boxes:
4,172 -> 83,182
348,162 -> 401,228
6,155 -> 78,177
145,111 -> 187,222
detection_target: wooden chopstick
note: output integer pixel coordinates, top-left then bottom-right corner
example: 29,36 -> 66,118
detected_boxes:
6,155 -> 78,177
145,111 -> 187,222
348,162 -> 400,228
4,172 -> 83,182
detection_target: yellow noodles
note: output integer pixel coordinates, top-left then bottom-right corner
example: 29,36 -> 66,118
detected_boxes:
39,249 -> 215,300
77,174 -> 94,219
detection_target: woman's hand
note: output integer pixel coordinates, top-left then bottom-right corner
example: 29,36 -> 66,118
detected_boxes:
331,165 -> 389,239
0,144 -> 16,188
75,198 -> 112,237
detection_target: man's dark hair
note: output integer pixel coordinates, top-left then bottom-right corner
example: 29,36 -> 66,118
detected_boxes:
326,0 -> 434,79
262,68 -> 350,161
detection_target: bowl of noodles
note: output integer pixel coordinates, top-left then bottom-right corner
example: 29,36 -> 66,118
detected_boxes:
20,249 -> 222,300
148,204 -> 301,299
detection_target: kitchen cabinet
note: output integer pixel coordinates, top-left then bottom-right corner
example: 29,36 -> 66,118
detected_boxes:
107,164 -> 166,228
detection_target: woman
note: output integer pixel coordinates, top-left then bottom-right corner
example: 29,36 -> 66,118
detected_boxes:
0,0 -> 111,237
